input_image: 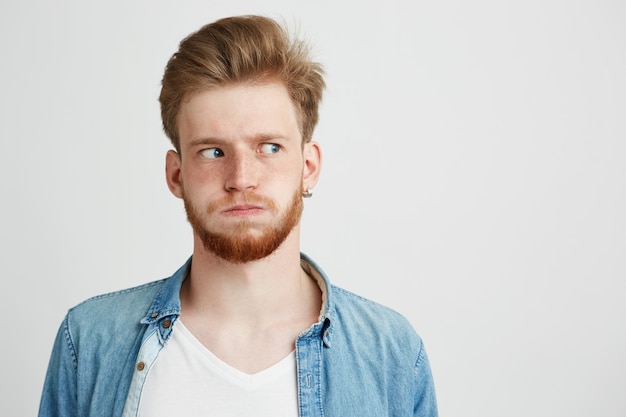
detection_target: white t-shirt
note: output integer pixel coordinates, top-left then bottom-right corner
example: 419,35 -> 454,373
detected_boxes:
138,321 -> 299,417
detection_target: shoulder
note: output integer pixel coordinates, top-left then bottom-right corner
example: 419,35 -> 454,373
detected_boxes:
329,285 -> 423,351
331,285 -> 417,329
65,279 -> 168,333
71,279 -> 167,313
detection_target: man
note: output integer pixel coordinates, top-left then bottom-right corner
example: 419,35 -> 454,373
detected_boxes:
39,15 -> 438,417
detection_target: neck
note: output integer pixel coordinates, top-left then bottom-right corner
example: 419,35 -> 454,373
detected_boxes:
178,227 -> 322,374
181,228 -> 318,323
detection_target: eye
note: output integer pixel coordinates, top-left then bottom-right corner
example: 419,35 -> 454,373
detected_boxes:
260,143 -> 281,154
200,148 -> 224,159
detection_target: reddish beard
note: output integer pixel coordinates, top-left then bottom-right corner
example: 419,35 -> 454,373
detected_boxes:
183,188 -> 303,263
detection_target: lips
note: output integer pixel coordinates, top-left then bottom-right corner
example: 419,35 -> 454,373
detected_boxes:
207,194 -> 277,215
222,204 -> 265,216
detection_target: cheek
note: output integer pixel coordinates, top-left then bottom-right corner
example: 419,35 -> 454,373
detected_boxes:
276,158 -> 305,181
182,162 -> 218,185
179,168 -> 216,202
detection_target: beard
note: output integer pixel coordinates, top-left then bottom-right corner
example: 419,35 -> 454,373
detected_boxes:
183,187 -> 303,264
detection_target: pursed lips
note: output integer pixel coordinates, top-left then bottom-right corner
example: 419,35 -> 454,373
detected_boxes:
222,204 -> 265,216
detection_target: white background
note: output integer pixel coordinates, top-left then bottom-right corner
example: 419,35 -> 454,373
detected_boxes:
1,1 -> 625,416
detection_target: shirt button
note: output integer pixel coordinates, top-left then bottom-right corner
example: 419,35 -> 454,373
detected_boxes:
136,362 -> 145,371
163,319 -> 172,328
151,313 -> 158,318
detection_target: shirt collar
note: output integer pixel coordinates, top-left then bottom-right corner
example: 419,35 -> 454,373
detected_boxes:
299,252 -> 334,346
141,253 -> 334,346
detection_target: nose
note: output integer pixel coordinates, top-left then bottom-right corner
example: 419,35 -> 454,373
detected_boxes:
224,150 -> 258,192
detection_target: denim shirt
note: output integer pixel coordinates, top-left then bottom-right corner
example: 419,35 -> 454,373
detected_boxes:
39,254 -> 438,417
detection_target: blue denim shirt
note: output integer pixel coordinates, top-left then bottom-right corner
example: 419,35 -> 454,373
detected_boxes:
39,254 -> 438,417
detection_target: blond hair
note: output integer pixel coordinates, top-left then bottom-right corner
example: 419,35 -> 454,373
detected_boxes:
159,15 -> 325,151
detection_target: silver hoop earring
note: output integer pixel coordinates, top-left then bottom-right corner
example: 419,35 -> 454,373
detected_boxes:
302,187 -> 313,198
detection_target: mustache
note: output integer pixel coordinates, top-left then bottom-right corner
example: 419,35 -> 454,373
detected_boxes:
207,192 -> 278,214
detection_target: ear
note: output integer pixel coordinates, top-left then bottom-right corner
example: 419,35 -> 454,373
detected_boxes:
302,141 -> 322,190
165,150 -> 184,199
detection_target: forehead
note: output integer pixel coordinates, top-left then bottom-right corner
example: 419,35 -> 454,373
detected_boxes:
177,81 -> 301,145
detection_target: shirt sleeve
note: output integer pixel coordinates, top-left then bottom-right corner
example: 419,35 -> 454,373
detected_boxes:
413,342 -> 439,417
38,314 -> 79,417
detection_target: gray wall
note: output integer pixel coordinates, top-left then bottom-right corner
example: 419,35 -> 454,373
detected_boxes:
1,1 -> 625,416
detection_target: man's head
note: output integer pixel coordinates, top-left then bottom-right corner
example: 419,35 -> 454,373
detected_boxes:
159,15 -> 325,152
162,16 -> 324,263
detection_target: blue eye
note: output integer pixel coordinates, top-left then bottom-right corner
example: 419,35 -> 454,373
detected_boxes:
260,143 -> 280,154
200,148 -> 224,159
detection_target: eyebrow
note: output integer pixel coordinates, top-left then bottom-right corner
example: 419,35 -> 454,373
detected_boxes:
188,133 -> 288,148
